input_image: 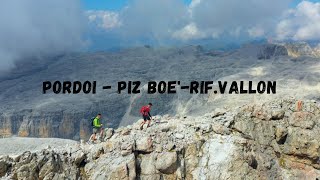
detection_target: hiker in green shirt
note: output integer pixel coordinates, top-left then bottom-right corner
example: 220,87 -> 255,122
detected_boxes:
89,114 -> 104,142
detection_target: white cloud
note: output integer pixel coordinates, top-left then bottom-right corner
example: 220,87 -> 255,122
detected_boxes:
119,0 -> 189,42
171,0 -> 290,41
276,1 -> 320,41
87,10 -> 121,30
190,0 -> 291,39
87,0 -> 189,45
190,0 -> 201,9
86,0 -> 320,47
248,27 -> 265,38
0,0 -> 85,72
97,0 -> 290,42
172,23 -> 205,41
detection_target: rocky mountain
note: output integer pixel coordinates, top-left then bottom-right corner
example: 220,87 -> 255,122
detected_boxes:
0,99 -> 319,179
257,44 -> 288,59
0,43 -> 319,140
257,42 -> 320,59
285,42 -> 320,58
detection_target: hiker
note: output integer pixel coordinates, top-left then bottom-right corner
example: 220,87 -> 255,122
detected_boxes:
140,103 -> 153,130
89,114 -> 104,142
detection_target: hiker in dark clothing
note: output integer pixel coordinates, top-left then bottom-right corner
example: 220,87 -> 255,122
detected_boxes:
140,103 -> 153,130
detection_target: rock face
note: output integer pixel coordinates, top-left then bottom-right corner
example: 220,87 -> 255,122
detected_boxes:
257,44 -> 288,59
257,42 -> 320,59
285,42 -> 320,57
0,111 -> 91,140
0,99 -> 319,180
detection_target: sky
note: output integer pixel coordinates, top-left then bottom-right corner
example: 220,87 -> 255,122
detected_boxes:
81,0 -> 318,10
82,0 -> 192,11
0,0 -> 320,71
84,0 -> 320,47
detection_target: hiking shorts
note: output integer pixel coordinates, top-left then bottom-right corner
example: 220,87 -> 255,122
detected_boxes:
93,127 -> 102,134
143,115 -> 151,121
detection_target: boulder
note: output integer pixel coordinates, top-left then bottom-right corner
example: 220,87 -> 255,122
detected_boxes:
72,150 -> 86,166
212,123 -> 230,135
0,156 -> 12,177
199,124 -> 213,134
121,128 -> 131,136
155,152 -> 178,174
165,142 -> 176,151
120,141 -> 134,156
139,153 -> 158,177
160,126 -> 171,132
104,128 -> 114,140
136,136 -> 153,153
91,145 -> 104,160
85,154 -> 136,180
39,157 -> 60,179
289,112 -> 315,129
283,128 -> 320,160
175,133 -> 184,139
271,110 -> 285,120
275,126 -> 288,144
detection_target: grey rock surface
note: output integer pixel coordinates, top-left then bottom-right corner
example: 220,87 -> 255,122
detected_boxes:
0,137 -> 77,156
0,99 -> 319,180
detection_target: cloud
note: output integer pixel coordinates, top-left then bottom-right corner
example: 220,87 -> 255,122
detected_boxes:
276,1 -> 320,41
85,0 -> 320,48
0,0 -> 85,72
87,10 -> 121,30
188,0 -> 291,39
88,0 -> 292,44
172,23 -> 206,41
248,27 -> 265,38
118,0 -> 189,43
87,0 -> 189,45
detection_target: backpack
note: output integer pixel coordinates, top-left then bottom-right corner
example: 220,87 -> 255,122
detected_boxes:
140,106 -> 148,116
90,117 -> 95,127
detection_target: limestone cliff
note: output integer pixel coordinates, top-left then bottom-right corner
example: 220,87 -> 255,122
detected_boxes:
285,42 -> 320,58
0,99 -> 319,179
257,42 -> 320,59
